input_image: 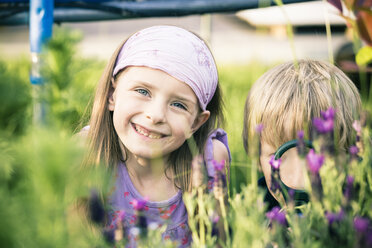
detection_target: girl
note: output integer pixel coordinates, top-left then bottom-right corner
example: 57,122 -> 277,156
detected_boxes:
83,25 -> 230,247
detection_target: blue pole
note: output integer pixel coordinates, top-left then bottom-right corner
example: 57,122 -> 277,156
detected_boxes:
29,0 -> 54,123
30,0 -> 54,54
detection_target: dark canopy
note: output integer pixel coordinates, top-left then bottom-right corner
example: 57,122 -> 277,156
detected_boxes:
0,0 -> 317,25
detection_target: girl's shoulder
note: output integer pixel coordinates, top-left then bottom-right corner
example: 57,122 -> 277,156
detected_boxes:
211,138 -> 230,165
204,128 -> 231,178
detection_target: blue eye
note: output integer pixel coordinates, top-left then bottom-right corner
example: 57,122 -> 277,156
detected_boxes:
136,89 -> 149,96
171,102 -> 187,110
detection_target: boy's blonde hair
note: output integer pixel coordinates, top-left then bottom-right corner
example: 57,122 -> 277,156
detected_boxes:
243,59 -> 361,152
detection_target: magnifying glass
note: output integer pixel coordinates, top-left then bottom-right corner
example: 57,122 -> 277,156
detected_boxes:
273,139 -> 314,207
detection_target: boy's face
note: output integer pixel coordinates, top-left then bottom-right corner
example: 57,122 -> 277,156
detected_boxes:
260,140 -> 307,196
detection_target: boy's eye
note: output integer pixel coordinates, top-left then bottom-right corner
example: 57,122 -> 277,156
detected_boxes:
171,102 -> 187,110
135,89 -> 150,96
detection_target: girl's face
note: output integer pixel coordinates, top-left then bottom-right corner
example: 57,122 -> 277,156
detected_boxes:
108,66 -> 210,161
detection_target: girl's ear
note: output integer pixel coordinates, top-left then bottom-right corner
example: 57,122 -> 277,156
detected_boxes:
191,110 -> 210,133
108,77 -> 116,111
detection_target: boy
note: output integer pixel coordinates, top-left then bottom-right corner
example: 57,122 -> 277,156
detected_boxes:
243,60 -> 362,209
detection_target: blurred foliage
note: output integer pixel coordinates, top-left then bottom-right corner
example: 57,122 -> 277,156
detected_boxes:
41,27 -> 105,132
0,28 -> 108,247
0,127 -> 112,247
0,57 -> 31,137
219,63 -> 273,193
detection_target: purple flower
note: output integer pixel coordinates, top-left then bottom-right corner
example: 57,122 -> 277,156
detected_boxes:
306,149 -> 324,174
269,155 -> 281,170
297,130 -> 304,140
313,118 -> 334,133
270,176 -> 280,192
212,215 -> 220,223
349,145 -> 359,156
325,210 -> 344,225
131,198 -> 147,211
344,175 -> 354,201
212,159 -> 225,172
266,206 -> 287,226
367,230 -> 372,246
347,175 -> 354,186
297,130 -> 306,156
255,123 -> 264,134
354,217 -> 370,233
211,214 -> 220,236
321,107 -> 336,120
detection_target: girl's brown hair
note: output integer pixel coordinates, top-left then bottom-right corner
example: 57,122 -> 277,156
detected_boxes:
84,37 -> 224,192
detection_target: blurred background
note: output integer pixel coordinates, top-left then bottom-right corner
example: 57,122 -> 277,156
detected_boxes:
1,1 -> 371,246
0,1 -> 349,64
0,0 -> 361,193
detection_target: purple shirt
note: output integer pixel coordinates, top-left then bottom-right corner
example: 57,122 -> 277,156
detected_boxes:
108,128 -> 230,247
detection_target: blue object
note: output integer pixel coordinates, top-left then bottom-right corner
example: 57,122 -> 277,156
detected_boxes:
30,0 -> 54,53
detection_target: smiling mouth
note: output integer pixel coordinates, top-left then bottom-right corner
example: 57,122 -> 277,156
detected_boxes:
132,123 -> 164,139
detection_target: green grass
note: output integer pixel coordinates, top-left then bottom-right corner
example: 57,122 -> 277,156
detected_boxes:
219,63 -> 273,192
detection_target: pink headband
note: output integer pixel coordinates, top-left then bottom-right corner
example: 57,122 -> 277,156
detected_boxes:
112,25 -> 218,111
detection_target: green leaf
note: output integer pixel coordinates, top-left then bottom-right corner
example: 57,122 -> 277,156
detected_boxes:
355,45 -> 372,66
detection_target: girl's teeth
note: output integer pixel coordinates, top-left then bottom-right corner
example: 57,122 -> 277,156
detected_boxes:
135,125 -> 161,139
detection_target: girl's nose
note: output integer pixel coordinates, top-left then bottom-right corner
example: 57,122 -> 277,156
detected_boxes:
145,102 -> 166,124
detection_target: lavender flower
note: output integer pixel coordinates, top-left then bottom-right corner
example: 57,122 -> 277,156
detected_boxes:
211,214 -> 220,237
269,156 -> 281,193
349,145 -> 359,158
312,108 -> 336,134
255,123 -> 264,134
212,159 -> 227,193
306,149 -> 324,174
297,130 -> 306,156
269,155 -> 281,171
270,176 -> 281,192
347,175 -> 354,185
297,130 -> 304,140
131,198 -> 147,211
266,206 -> 287,226
131,198 -> 148,239
354,217 -> 370,233
212,159 -> 225,172
344,175 -> 354,203
321,107 -> 335,120
313,118 -> 334,134
367,230 -> 372,246
325,210 -> 344,225
212,215 -> 220,223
